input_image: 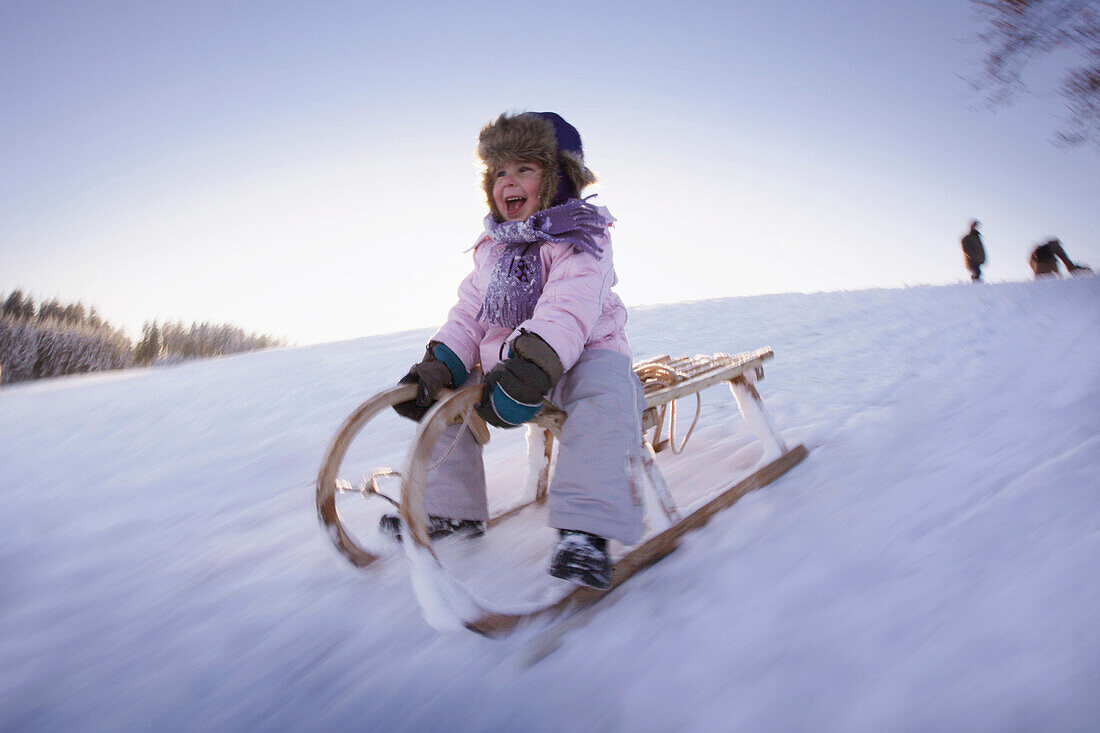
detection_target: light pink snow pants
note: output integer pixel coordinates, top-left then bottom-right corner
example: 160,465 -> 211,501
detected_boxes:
424,348 -> 647,544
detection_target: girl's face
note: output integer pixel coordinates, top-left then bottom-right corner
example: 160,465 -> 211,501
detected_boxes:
492,160 -> 544,221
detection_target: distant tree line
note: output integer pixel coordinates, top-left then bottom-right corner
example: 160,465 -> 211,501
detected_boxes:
0,289 -> 283,385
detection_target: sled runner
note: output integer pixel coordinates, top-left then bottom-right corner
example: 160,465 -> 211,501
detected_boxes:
316,347 -> 807,636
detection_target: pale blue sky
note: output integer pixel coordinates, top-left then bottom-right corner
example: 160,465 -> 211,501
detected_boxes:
2,1 -> 1097,344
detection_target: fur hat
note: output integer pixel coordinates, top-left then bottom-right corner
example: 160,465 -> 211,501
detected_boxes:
478,112 -> 597,221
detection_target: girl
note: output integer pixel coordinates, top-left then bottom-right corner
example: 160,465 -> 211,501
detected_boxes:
388,111 -> 645,589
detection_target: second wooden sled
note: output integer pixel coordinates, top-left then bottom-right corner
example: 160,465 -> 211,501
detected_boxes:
392,347 -> 808,637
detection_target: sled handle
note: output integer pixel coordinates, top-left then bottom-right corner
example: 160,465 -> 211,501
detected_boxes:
400,384 -> 485,555
316,384 -> 418,567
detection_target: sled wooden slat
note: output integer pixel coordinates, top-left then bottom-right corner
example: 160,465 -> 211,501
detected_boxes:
642,349 -> 772,411
537,349 -> 775,435
633,348 -> 773,442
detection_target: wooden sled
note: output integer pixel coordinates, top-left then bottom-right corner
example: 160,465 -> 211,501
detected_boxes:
316,348 -> 807,635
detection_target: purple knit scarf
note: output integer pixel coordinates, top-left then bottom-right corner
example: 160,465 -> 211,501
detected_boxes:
476,197 -> 606,329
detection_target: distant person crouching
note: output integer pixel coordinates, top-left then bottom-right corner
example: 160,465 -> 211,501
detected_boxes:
1029,239 -> 1092,279
961,220 -> 986,282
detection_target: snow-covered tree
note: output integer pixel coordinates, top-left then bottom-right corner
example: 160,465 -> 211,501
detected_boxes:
0,318 -> 39,382
1,297 -> 132,384
134,323 -> 162,365
2,288 -> 281,383
3,290 -> 35,320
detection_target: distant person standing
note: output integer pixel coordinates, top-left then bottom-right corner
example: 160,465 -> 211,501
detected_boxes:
1029,239 -> 1092,278
960,220 -> 986,282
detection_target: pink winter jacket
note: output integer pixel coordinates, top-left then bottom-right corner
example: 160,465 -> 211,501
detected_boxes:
432,207 -> 630,376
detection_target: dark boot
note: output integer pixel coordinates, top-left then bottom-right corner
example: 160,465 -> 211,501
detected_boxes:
549,530 -> 612,590
378,514 -> 485,541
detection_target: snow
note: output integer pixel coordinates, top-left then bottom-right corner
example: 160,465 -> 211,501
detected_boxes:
1,277 -> 1098,731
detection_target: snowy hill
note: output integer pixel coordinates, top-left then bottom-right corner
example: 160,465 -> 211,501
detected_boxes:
1,277 -> 1098,731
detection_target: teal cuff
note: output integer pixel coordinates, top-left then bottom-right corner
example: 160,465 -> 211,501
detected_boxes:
489,383 -> 542,426
431,342 -> 468,388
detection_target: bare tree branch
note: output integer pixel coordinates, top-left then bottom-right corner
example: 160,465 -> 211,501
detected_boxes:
970,0 -> 1100,149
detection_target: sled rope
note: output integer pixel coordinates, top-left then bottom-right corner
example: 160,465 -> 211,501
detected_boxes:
426,399 -> 477,471
344,400 -> 478,508
353,469 -> 401,509
634,361 -> 701,454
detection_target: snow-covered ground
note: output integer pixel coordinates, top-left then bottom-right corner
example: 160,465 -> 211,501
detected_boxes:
1,277 -> 1097,731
